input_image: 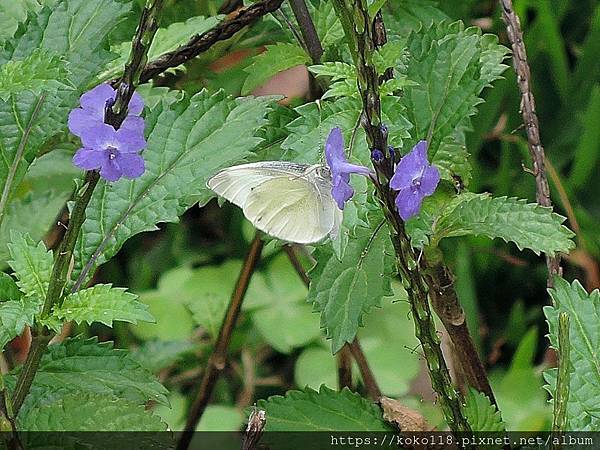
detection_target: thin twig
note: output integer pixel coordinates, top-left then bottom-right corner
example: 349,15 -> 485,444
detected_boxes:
178,234 -> 264,450
499,0 -> 561,285
140,0 -> 285,83
288,0 -> 323,63
218,0 -> 243,14
10,0 -> 166,417
348,338 -> 382,400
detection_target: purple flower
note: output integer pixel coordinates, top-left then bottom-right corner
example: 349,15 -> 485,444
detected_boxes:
390,140 -> 440,220
72,123 -> 146,182
325,127 -> 371,210
68,83 -> 144,137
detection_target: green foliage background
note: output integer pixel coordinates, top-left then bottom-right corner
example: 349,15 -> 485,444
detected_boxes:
0,0 -> 598,434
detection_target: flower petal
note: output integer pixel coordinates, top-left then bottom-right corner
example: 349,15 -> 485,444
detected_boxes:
120,115 -> 145,135
80,123 -> 116,150
338,162 -> 372,176
115,127 -> 146,153
420,165 -> 440,196
325,127 -> 345,168
395,187 -> 424,221
128,92 -> 144,115
332,177 -> 354,210
118,153 -> 145,178
68,108 -> 102,137
72,147 -> 106,171
100,158 -> 123,182
80,83 -> 115,115
390,141 -> 429,191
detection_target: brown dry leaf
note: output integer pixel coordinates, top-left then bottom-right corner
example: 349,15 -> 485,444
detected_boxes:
379,396 -> 428,431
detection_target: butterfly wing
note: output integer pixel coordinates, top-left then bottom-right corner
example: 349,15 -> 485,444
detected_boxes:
207,162 -> 339,244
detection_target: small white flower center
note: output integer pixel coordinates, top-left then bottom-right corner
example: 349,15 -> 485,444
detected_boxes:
107,146 -> 118,160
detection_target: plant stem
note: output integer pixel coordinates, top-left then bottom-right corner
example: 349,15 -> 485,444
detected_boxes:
288,0 -> 323,63
336,0 -> 472,433
337,346 -> 353,391
499,0 -> 561,286
10,0 -> 165,418
178,234 -> 264,450
348,338 -> 381,400
140,0 -> 285,83
552,312 -> 570,448
427,262 -> 498,406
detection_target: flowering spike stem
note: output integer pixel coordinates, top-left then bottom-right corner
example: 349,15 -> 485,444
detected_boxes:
499,0 -> 561,286
334,0 -> 474,435
10,0 -> 165,419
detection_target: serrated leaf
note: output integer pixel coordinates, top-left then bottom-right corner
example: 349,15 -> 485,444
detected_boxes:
0,272 -> 20,301
385,0 -> 448,35
242,43 -> 310,95
71,91 -> 273,288
0,48 -> 70,100
432,194 -> 575,256
308,213 -> 394,353
313,1 -> 344,49
0,299 -> 34,349
6,336 -> 169,416
0,0 -> 130,234
131,340 -> 196,373
101,15 -> 222,82
464,388 -> 505,432
0,0 -> 42,42
544,278 -> 600,430
7,231 -> 52,305
401,21 -> 509,184
52,283 -> 154,327
18,393 -> 167,431
257,386 -> 393,431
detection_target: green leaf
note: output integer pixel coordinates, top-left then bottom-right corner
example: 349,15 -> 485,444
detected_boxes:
294,347 -> 337,390
101,15 -> 222,81
242,43 -> 310,95
0,272 -> 20,301
257,386 -> 393,431
308,213 -> 394,353
0,0 -> 130,233
72,91 -> 274,288
464,388 -> 505,432
245,254 -> 319,353
385,0 -> 448,35
0,299 -> 33,349
432,194 -> 575,256
7,231 -> 52,304
131,340 -> 196,373
197,405 -> 243,431
0,146 -> 81,264
0,48 -> 70,100
313,1 -> 344,49
52,284 -> 154,328
570,84 -> 600,189
0,0 -> 42,42
7,336 -> 169,416
545,278 -> 600,431
401,21 -> 509,183
18,393 -> 167,431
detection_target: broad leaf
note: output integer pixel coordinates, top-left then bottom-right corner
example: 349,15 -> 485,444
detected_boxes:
432,194 -> 575,256
242,43 -> 310,95
7,231 -> 52,304
72,91 -> 273,288
0,271 -> 20,300
0,48 -> 70,100
6,336 -> 168,417
545,278 -> 600,431
308,213 -> 394,353
401,21 -> 509,183
52,283 -> 154,328
257,386 -> 393,431
0,299 -> 34,349
464,388 -> 505,432
131,340 -> 196,373
18,393 -> 167,432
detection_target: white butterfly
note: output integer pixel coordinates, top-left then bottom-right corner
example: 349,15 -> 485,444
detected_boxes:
207,161 -> 343,244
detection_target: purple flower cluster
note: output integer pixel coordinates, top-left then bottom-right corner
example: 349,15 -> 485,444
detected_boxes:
324,128 -> 439,220
69,84 -> 146,182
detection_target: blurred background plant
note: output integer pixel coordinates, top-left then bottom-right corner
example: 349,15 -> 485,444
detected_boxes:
2,0 -> 598,433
